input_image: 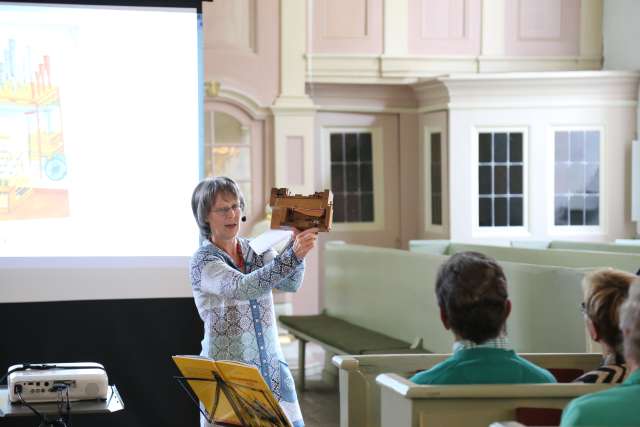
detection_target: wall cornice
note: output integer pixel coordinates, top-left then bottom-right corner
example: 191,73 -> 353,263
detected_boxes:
414,71 -> 640,111
477,56 -> 602,72
264,71 -> 639,115
305,54 -> 604,84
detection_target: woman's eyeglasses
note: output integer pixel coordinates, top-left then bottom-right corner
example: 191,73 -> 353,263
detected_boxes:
211,204 -> 242,217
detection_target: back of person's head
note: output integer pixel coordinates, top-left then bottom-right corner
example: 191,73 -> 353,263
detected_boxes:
620,280 -> 640,367
582,269 -> 637,357
436,251 -> 509,344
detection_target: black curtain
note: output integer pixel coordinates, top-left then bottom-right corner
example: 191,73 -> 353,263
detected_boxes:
0,298 -> 202,427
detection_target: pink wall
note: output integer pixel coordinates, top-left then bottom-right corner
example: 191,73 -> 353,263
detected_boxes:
408,0 -> 481,55
311,0 -> 383,54
308,83 -> 418,109
202,0 -> 280,106
505,0 -> 580,56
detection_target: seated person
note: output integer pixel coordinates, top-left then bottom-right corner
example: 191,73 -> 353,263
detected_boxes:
561,279 -> 640,427
410,251 -> 556,384
574,268 -> 637,383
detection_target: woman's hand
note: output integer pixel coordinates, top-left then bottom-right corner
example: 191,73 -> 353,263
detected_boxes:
292,228 -> 319,260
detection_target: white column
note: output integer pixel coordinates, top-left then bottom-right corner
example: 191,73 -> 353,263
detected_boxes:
274,0 -> 314,108
481,0 -> 506,56
273,0 -> 315,194
383,0 -> 409,56
272,0 -> 319,315
271,114 -> 315,194
580,0 -> 603,59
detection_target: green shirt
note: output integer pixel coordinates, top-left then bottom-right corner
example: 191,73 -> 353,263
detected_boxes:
561,369 -> 640,427
410,347 -> 557,385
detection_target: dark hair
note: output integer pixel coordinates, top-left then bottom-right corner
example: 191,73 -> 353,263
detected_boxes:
435,251 -> 509,343
191,176 -> 245,240
583,269 -> 637,357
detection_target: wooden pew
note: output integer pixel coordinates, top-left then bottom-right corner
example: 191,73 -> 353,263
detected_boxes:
376,373 -> 610,427
279,242 -> 591,388
278,313 -> 427,390
322,242 -> 588,354
409,239 -> 640,273
333,352 -> 602,427
511,239 -> 640,255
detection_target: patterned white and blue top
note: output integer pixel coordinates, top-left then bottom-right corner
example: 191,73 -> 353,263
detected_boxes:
190,237 -> 305,427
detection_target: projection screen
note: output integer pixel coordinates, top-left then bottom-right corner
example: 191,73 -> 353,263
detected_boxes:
0,1 -> 202,301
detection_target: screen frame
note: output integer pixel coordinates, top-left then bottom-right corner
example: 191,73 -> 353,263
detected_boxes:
2,0 -> 207,11
0,0 -> 205,302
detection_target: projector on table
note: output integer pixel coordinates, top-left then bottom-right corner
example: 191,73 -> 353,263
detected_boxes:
8,362 -> 109,403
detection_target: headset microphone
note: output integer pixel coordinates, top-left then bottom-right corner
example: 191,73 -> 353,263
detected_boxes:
241,216 -> 247,222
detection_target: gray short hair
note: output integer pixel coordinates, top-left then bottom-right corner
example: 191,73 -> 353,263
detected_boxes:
191,176 -> 245,240
619,280 -> 640,364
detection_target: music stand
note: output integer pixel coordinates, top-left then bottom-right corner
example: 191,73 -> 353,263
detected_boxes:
172,355 -> 291,427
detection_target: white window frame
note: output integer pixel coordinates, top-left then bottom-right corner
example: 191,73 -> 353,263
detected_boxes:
204,109 -> 255,215
471,126 -> 530,238
321,126 -> 385,231
424,126 -> 448,233
546,125 -> 605,237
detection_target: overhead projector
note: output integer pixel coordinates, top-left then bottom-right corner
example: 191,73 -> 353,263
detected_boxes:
8,362 -> 109,403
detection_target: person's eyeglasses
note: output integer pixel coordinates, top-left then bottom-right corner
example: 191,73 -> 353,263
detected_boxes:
580,301 -> 587,315
211,203 -> 242,217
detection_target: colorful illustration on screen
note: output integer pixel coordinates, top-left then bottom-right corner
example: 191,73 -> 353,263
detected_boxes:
0,37 -> 69,221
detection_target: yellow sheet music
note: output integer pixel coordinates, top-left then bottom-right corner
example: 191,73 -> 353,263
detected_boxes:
172,355 -> 291,427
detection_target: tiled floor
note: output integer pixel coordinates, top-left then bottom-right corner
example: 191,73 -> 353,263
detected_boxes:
282,339 -> 340,427
296,377 -> 340,427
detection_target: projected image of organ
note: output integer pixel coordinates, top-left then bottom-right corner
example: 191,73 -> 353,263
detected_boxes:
0,3 -> 199,257
0,38 -> 68,221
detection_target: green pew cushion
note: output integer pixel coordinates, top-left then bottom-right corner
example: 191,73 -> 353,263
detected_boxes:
279,314 -> 428,355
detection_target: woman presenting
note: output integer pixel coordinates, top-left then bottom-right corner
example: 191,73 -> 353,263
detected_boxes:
190,176 -> 317,427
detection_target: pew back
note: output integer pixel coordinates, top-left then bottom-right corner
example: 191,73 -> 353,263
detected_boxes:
325,242 -> 588,354
376,373 -> 610,427
511,239 -> 640,254
409,240 -> 640,273
333,353 -> 602,427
